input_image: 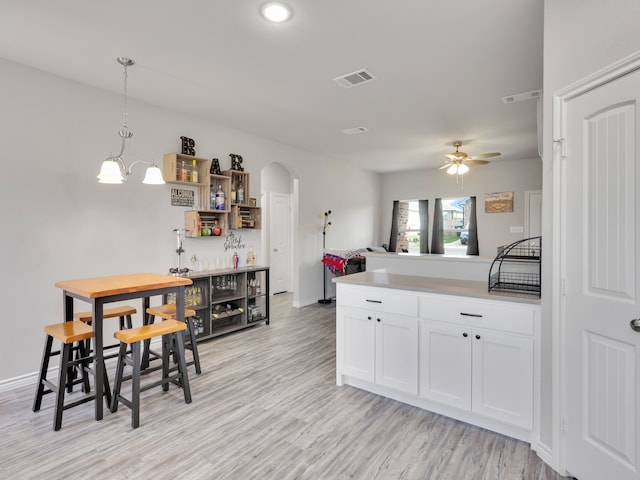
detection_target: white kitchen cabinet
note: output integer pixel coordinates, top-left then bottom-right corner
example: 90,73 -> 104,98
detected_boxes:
419,318 -> 533,429
340,306 -> 418,395
337,285 -> 419,395
471,327 -> 533,429
335,277 -> 539,443
419,321 -> 472,411
341,306 -> 375,383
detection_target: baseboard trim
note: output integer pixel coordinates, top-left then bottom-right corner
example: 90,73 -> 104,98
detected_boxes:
534,440 -> 553,469
0,337 -> 163,393
0,371 -> 38,393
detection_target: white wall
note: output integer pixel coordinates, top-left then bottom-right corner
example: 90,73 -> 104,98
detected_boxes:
381,158 -> 542,257
541,0 -> 640,459
0,58 -> 381,383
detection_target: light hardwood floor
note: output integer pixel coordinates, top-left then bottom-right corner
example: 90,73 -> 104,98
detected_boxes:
2,293 -> 571,479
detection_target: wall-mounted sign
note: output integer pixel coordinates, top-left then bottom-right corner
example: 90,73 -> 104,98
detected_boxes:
171,188 -> 194,207
224,231 -> 245,252
485,191 -> 514,213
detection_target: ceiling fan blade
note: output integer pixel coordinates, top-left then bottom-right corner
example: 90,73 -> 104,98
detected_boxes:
464,159 -> 490,165
445,154 -> 460,161
468,152 -> 501,159
439,163 -> 452,170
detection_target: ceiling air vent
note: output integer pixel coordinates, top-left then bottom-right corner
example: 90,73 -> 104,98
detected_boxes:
341,126 -> 369,135
502,89 -> 541,103
333,69 -> 377,89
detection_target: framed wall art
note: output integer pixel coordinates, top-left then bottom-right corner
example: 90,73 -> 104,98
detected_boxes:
485,191 -> 514,213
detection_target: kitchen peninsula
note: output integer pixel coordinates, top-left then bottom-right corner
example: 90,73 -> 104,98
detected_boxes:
333,271 -> 540,444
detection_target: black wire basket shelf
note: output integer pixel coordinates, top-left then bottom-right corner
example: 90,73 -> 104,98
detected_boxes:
488,236 -> 542,297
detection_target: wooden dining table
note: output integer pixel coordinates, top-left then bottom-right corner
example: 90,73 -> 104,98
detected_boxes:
54,272 -> 193,421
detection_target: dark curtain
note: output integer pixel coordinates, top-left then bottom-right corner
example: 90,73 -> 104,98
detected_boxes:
431,198 -> 444,254
466,196 -> 479,255
419,199 -> 429,253
388,200 -> 399,252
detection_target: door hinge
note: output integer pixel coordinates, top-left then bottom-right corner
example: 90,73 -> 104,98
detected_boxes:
553,137 -> 567,157
561,278 -> 567,296
561,416 -> 567,434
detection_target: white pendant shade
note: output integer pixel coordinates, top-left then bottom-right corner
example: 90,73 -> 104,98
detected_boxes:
142,165 -> 166,185
446,163 -> 469,175
97,160 -> 124,184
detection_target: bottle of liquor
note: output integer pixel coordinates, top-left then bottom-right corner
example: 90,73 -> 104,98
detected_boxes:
231,182 -> 237,203
191,160 -> 198,183
180,159 -> 188,182
210,185 -> 216,210
215,185 -> 225,210
237,180 -> 245,204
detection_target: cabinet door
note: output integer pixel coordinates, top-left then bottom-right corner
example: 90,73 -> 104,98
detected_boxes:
375,314 -> 418,394
471,328 -> 533,429
341,307 -> 375,383
418,320 -> 471,410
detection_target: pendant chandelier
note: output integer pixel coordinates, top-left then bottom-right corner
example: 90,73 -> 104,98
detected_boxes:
97,57 -> 165,185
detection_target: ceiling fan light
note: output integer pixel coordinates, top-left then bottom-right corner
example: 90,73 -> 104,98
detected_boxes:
447,164 -> 458,175
458,164 -> 469,174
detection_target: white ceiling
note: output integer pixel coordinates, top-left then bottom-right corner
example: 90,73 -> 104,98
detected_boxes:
0,0 -> 543,173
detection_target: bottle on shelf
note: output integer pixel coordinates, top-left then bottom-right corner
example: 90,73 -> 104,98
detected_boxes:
212,218 -> 222,236
191,159 -> 198,183
231,183 -> 237,203
232,251 -> 239,270
180,159 -> 188,182
237,180 -> 244,204
246,245 -> 256,266
215,185 -> 225,210
210,185 -> 216,210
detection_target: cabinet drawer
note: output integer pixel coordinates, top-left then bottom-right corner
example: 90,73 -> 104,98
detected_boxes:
337,285 -> 418,317
419,295 -> 534,335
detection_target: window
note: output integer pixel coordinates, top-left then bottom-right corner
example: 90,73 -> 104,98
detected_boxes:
442,197 -> 470,255
389,199 -> 428,253
399,200 -> 421,253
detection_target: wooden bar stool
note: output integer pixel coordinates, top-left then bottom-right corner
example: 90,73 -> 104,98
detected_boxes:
110,319 -> 192,429
74,305 -> 136,357
33,320 -> 111,431
74,305 -> 136,330
143,304 -> 201,374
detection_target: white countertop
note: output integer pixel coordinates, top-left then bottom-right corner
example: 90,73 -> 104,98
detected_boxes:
333,271 -> 540,305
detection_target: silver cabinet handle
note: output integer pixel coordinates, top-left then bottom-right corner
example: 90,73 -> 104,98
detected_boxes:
366,299 -> 382,304
630,318 -> 640,332
460,312 -> 483,318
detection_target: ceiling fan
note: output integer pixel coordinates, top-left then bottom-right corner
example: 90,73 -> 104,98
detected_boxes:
440,141 -> 501,176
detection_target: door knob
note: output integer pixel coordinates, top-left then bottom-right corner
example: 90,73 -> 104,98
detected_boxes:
273,248 -> 278,252
630,318 -> 640,332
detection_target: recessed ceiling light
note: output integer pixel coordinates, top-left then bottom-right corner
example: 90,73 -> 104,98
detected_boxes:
261,2 -> 292,23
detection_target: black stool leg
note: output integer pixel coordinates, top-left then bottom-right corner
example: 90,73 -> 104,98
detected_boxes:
173,331 -> 192,403
184,316 -> 202,374
130,341 -> 141,429
33,334 -> 54,412
110,342 -> 127,413
54,342 -> 72,431
141,314 -> 156,370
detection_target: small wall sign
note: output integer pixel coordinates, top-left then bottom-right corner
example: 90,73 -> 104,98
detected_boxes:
224,231 -> 245,252
485,191 -> 514,213
171,188 -> 194,207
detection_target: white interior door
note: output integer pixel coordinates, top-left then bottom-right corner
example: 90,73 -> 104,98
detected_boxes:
560,65 -> 640,480
270,192 -> 291,294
